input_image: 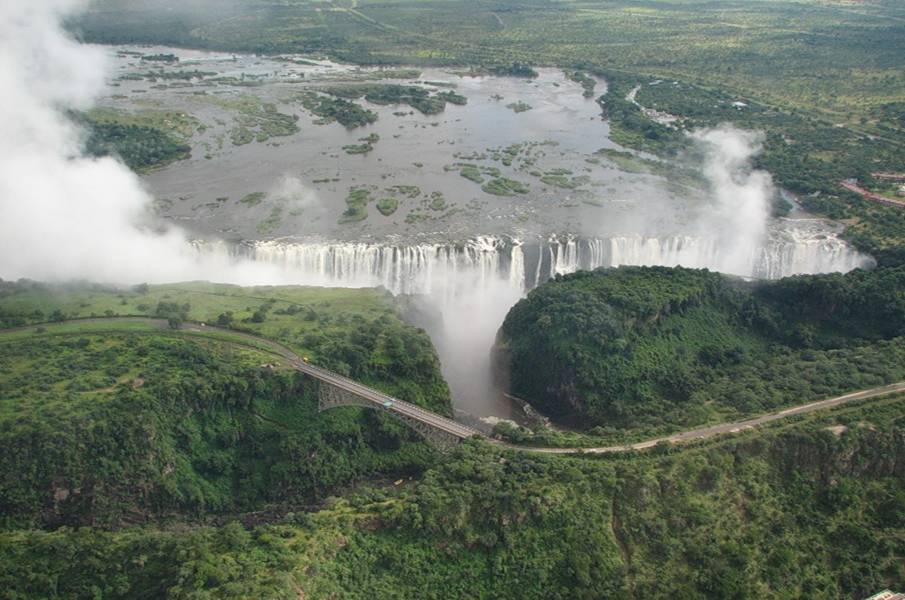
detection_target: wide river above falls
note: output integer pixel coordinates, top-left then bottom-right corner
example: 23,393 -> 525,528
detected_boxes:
99,45 -> 689,243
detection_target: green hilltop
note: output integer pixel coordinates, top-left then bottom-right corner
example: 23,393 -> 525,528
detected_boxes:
497,265 -> 905,439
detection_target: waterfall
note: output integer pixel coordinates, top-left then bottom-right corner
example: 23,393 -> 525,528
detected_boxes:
192,225 -> 873,421
194,225 -> 872,297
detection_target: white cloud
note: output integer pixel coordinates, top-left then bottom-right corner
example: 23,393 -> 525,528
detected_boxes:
0,0 -> 286,285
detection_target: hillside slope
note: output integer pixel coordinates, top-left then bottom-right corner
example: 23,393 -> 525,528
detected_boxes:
2,398 -> 903,598
497,265 -> 905,431
0,282 -> 451,527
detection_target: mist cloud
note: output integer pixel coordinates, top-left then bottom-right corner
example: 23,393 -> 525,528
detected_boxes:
0,0 -> 286,285
691,126 -> 771,276
269,175 -> 325,217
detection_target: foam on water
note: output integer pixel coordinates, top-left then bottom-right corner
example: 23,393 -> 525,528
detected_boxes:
196,225 -> 871,298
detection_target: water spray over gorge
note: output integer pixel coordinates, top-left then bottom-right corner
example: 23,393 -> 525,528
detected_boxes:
3,0 -> 905,594
193,224 -> 870,419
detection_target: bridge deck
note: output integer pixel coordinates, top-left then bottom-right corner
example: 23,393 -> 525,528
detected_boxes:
185,322 -> 481,440
291,358 -> 481,439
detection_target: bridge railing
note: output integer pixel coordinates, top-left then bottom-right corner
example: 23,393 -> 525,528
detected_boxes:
292,358 -> 481,439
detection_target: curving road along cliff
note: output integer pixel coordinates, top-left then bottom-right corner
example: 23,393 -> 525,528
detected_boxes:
523,382 -> 905,454
3,317 -> 903,454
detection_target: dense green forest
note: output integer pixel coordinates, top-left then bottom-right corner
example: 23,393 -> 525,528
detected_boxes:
1,279 -> 903,597
0,282 -> 452,529
1,396 -> 903,598
294,92 -> 379,129
6,1 -> 905,593
497,265 -> 905,433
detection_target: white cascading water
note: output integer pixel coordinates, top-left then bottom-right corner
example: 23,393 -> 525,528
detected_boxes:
193,225 -> 872,421
195,226 -> 872,298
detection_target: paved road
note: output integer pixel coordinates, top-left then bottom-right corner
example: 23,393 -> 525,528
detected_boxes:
4,317 -> 903,453
1,316 -> 481,441
285,357 -> 481,439
178,323 -> 482,441
521,382 -> 905,454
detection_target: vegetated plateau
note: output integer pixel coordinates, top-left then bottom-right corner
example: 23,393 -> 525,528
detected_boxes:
497,265 -> 905,445
1,271 -> 903,598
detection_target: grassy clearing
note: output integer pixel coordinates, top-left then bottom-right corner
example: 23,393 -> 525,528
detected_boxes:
505,101 -> 532,113
196,94 -> 299,144
340,187 -> 372,223
342,143 -> 373,155
538,167 -> 586,189
78,107 -> 198,171
459,165 -> 485,184
343,133 -> 380,155
84,107 -> 201,140
256,207 -> 284,234
386,184 -> 420,198
0,281 -> 443,391
595,148 -> 652,173
427,192 -> 447,211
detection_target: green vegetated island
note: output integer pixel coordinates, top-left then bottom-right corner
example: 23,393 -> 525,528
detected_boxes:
1,271 -> 904,598
340,185 -> 447,224
77,108 -> 196,172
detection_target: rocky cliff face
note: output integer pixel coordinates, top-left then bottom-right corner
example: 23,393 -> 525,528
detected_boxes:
765,425 -> 905,483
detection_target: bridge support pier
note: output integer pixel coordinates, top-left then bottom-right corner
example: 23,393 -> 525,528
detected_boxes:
317,381 -> 462,452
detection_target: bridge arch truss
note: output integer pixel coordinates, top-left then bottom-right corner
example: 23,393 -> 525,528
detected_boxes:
316,380 -> 466,452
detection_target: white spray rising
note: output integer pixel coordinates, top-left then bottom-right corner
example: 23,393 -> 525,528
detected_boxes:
0,3 -> 857,421
0,0 -> 288,285
689,126 -> 772,276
